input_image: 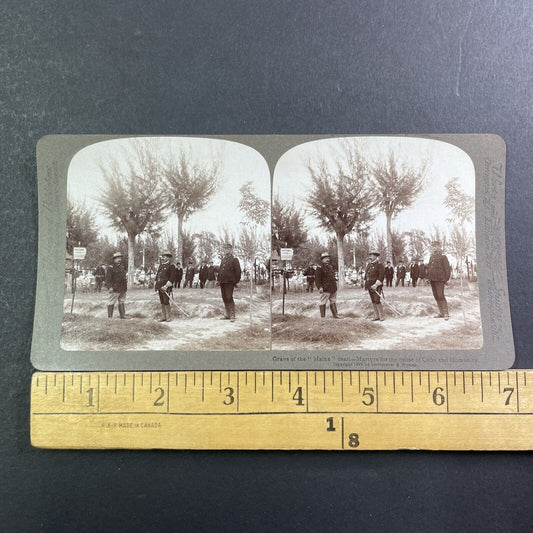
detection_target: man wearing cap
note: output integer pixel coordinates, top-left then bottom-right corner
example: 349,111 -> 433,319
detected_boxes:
314,252 -> 340,318
365,251 -> 385,321
218,243 -> 241,321
395,260 -> 406,287
384,261 -> 394,288
427,240 -> 452,320
105,252 -> 128,318
155,251 -> 176,322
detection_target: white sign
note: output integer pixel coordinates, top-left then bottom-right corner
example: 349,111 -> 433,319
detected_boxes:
280,248 -> 293,261
73,247 -> 87,260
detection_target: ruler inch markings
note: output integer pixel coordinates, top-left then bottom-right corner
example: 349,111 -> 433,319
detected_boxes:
31,371 -> 533,450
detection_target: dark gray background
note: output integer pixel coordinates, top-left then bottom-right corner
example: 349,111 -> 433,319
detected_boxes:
1,1 -> 532,531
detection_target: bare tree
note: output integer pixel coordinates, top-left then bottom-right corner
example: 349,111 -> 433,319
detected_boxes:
238,181 -> 270,327
271,196 -> 308,254
66,197 -> 98,255
98,140 -> 167,284
306,143 -> 375,289
372,149 -> 427,260
445,177 -> 476,324
161,147 -> 222,264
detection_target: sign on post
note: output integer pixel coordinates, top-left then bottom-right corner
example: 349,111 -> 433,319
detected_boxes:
280,248 -> 293,261
73,247 -> 87,260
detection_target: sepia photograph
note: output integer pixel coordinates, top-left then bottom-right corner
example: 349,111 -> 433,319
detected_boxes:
271,136 -> 482,350
61,137 -> 271,351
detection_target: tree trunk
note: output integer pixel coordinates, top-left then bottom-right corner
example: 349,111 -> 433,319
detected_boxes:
177,213 -> 184,265
127,233 -> 136,286
385,211 -> 393,262
336,232 -> 345,290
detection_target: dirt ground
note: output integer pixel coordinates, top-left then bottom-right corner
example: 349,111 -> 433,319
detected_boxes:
271,280 -> 483,350
61,285 -> 271,351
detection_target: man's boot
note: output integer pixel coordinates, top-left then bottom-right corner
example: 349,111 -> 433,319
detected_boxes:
372,303 -> 380,321
107,305 -> 114,318
220,303 -> 230,320
118,303 -> 129,319
377,303 -> 385,321
442,300 -> 450,321
230,302 -> 236,322
165,304 -> 172,322
159,304 -> 167,322
434,301 -> 444,318
319,305 -> 326,318
330,303 -> 341,319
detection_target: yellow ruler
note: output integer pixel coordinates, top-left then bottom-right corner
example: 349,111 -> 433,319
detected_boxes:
31,370 -> 533,450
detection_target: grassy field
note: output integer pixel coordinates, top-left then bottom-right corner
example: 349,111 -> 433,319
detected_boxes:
272,280 -> 483,350
61,285 -> 270,351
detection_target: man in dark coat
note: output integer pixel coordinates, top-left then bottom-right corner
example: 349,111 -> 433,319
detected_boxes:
206,261 -> 217,288
199,262 -> 209,289
410,260 -> 420,287
173,262 -> 183,288
427,240 -> 452,320
303,264 -> 316,292
365,251 -> 385,321
105,252 -> 128,318
184,261 -> 195,288
384,261 -> 394,288
94,264 -> 106,292
395,261 -> 406,287
155,251 -> 176,322
314,252 -> 340,318
218,243 -> 241,321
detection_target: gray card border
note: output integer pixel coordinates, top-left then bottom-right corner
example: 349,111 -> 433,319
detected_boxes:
31,134 -> 514,370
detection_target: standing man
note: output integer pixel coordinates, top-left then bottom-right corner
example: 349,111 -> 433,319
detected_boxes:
384,261 -> 394,288
218,243 -> 241,322
315,252 -> 340,318
173,262 -> 183,288
206,261 -> 217,288
105,252 -> 128,319
410,259 -> 420,288
184,261 -> 195,288
427,240 -> 452,320
365,251 -> 385,321
94,264 -> 106,292
155,251 -> 176,322
199,262 -> 209,289
303,264 -> 316,292
395,260 -> 406,287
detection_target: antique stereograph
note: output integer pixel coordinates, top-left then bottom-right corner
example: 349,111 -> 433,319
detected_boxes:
32,134 -> 514,370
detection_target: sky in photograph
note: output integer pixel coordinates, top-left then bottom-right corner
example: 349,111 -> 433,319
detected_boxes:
273,136 -> 476,244
67,137 -> 271,242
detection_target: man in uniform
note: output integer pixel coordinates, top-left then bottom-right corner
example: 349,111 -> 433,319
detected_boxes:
184,261 -> 195,288
410,259 -> 420,288
173,262 -> 183,288
155,250 -> 176,322
218,243 -> 241,321
105,252 -> 128,318
427,240 -> 452,320
315,252 -> 340,318
395,260 -> 406,287
384,261 -> 394,288
303,264 -> 316,292
365,251 -> 385,321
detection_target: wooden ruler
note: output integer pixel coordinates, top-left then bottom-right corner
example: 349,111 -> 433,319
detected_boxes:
31,371 -> 533,450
